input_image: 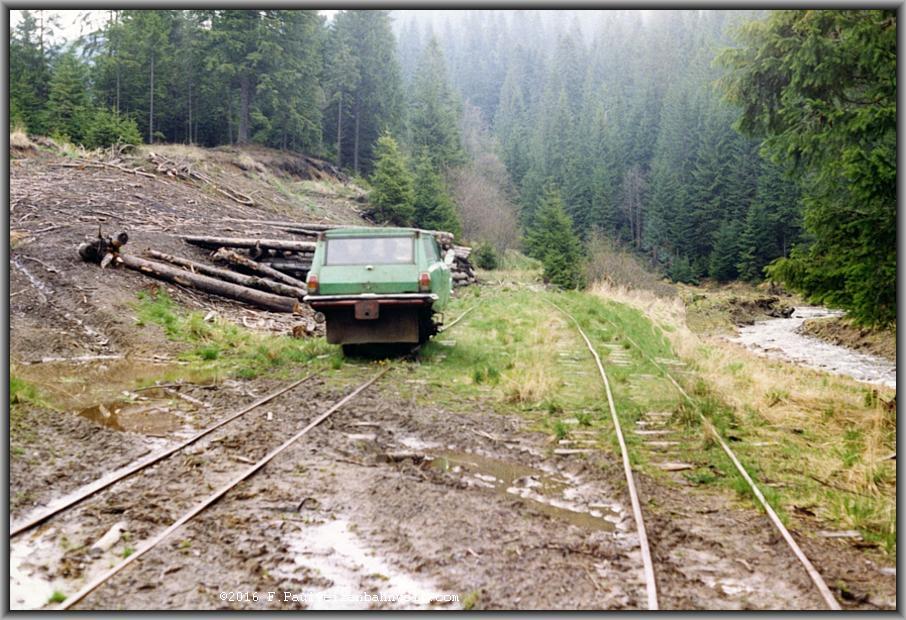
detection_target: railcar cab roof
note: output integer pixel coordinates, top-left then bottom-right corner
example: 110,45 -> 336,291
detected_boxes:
319,227 -> 444,239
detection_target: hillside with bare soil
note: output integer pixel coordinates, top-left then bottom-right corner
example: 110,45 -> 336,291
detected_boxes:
10,141 -> 368,363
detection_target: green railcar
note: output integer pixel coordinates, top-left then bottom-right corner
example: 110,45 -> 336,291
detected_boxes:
304,227 -> 453,349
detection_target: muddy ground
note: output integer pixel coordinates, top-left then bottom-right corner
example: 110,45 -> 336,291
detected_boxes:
9,146 -> 896,610
10,370 -> 897,610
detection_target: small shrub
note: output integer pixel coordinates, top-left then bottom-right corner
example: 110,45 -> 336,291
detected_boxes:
84,109 -> 142,149
553,419 -> 569,440
472,243 -> 499,270
197,345 -> 220,361
667,256 -> 699,285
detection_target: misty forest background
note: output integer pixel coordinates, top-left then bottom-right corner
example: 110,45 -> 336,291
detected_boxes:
8,10 -> 895,325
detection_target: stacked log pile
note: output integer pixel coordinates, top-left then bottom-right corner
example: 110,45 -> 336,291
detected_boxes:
451,245 -> 477,287
77,222 -> 475,318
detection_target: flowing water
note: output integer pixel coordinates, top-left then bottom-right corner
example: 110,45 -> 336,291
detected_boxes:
729,306 -> 896,389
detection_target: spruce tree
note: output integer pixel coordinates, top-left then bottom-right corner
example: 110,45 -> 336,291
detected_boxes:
369,133 -> 416,226
708,221 -> 741,282
10,10 -> 55,134
721,9 -> 895,325
525,186 -> 585,289
409,37 -> 465,169
331,10 -> 404,175
736,202 -> 774,282
45,51 -> 91,142
412,153 -> 461,236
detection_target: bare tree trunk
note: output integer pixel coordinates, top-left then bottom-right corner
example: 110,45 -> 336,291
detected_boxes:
119,254 -> 301,313
353,96 -> 360,175
107,11 -> 120,114
187,79 -> 192,144
145,250 -> 307,299
38,11 -> 44,59
149,51 -> 155,144
227,96 -> 233,144
181,235 -> 315,253
336,94 -> 343,168
238,73 -> 250,144
211,248 -> 308,288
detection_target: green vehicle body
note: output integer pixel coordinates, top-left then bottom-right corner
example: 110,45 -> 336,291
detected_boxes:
304,227 -> 453,346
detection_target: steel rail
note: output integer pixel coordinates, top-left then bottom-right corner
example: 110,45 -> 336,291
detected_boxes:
55,302 -> 479,610
11,374 -> 315,538
440,304 -> 478,332
545,299 -> 659,611
593,310 -> 841,610
58,366 -> 391,610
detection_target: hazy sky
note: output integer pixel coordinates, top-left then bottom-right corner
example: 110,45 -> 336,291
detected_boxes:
9,9 -> 340,45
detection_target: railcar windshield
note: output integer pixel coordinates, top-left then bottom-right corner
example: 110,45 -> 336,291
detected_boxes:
325,236 -> 415,265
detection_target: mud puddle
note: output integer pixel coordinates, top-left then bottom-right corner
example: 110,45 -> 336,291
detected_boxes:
10,532 -> 62,610
78,397 -> 190,436
14,357 -> 219,411
430,450 -> 624,532
729,306 -> 896,388
278,518 -> 459,610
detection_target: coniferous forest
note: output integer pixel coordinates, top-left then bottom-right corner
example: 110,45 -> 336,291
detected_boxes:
9,9 -> 896,325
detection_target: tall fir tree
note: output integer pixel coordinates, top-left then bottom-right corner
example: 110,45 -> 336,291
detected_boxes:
524,186 -> 585,289
412,152 -> 461,235
369,133 -> 416,226
408,37 -> 465,170
331,10 -> 404,175
45,51 -> 91,142
721,9 -> 895,325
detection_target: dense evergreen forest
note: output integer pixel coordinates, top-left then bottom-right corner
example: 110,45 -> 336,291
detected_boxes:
8,10 -> 895,325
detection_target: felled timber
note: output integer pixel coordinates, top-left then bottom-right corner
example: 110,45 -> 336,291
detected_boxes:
211,247 -> 308,288
118,254 -> 301,313
145,250 -> 306,299
181,235 -> 316,253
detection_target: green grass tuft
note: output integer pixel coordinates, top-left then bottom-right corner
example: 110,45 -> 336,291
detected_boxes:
48,591 -> 66,604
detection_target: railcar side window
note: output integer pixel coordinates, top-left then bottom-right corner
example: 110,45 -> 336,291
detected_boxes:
325,236 -> 415,265
422,236 -> 439,262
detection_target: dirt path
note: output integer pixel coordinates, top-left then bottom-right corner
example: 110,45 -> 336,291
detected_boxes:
10,147 -> 361,363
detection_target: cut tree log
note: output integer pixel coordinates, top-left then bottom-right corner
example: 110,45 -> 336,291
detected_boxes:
211,247 -> 308,288
221,219 -> 339,230
118,254 -> 302,313
255,259 -> 312,274
145,250 -> 307,299
181,235 -> 316,253
249,246 -> 313,260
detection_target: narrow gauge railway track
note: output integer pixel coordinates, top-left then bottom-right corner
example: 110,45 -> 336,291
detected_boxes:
546,300 -> 658,610
550,298 -> 841,611
11,375 -> 315,538
18,304 -> 478,610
